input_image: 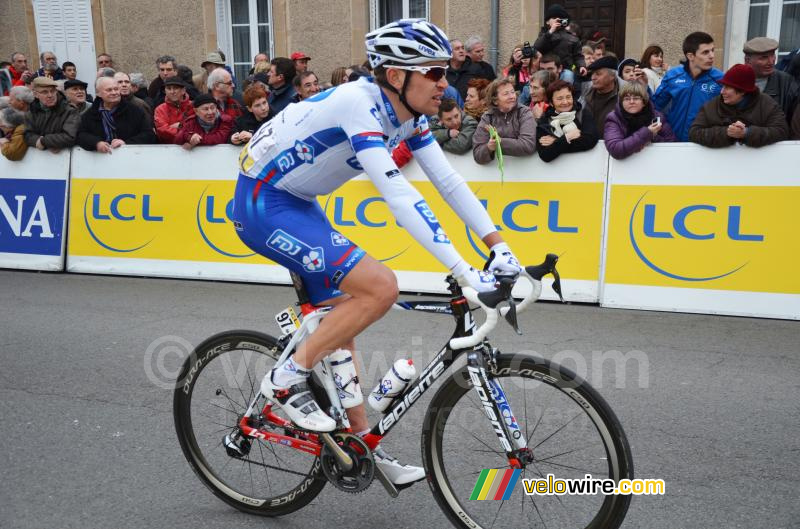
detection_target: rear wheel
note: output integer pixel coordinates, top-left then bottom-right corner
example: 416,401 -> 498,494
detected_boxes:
173,330 -> 326,516
422,353 -> 633,529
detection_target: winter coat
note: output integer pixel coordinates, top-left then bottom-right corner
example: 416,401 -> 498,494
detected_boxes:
536,103 -> 599,163
472,61 -> 497,82
154,96 -> 195,143
2,125 -> 27,161
174,114 -> 234,146
534,28 -> 585,71
582,81 -> 620,139
123,95 -> 153,122
762,69 -> 798,122
233,110 -> 270,135
689,91 -> 789,148
643,67 -> 666,92
446,57 -> 483,100
472,105 -> 537,164
268,83 -> 297,115
652,63 -> 723,141
23,93 -> 80,149
430,112 -> 478,154
34,67 -> 66,81
603,103 -> 676,159
77,97 -> 157,150
215,96 -> 244,120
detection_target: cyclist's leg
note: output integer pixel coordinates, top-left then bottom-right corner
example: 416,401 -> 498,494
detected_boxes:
292,254 -> 397,370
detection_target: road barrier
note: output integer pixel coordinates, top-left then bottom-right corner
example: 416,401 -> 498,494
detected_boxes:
0,150 -> 70,271
4,141 -> 798,319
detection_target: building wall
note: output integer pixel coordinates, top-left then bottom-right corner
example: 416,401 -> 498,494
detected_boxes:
626,0 -> 729,68
96,0 -> 214,83
2,0 -> 734,87
0,0 -> 33,65
283,0 -> 359,85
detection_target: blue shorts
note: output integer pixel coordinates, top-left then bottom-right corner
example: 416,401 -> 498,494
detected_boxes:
232,174 -> 366,305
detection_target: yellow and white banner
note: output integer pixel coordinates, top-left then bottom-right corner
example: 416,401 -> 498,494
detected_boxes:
602,142 -> 800,319
66,145 -> 608,301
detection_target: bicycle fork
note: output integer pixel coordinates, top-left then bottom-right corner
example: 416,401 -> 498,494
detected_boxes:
466,350 -> 533,468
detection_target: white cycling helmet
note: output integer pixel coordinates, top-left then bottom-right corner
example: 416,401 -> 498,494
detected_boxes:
365,19 -> 452,69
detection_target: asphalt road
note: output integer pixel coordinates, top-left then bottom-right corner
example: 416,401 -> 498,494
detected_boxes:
1,270 -> 798,529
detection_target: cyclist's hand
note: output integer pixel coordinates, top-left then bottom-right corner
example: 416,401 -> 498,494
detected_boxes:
484,242 -> 522,276
456,266 -> 498,293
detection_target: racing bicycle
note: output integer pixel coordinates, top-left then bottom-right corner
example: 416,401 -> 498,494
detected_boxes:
173,254 -> 634,528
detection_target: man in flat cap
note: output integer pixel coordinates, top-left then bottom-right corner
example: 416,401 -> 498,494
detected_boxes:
63,79 -> 91,114
154,76 -> 194,143
581,55 -> 620,138
743,37 -> 797,122
24,76 -> 80,152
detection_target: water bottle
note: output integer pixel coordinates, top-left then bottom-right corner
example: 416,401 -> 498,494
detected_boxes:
328,349 -> 363,407
367,359 -> 417,412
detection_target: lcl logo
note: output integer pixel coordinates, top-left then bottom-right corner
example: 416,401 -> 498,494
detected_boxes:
629,192 -> 764,281
196,186 -> 254,258
83,186 -> 162,252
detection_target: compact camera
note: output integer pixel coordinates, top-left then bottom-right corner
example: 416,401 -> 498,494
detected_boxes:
559,18 -> 570,27
522,41 -> 536,58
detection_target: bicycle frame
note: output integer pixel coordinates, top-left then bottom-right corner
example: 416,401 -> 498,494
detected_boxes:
239,275 -> 532,469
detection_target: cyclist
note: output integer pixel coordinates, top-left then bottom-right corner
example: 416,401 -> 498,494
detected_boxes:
232,19 -> 522,485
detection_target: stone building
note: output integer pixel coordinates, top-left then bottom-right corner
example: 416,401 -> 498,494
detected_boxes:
1,0 -> 797,93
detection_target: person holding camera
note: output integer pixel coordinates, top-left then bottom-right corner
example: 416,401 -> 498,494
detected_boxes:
534,4 -> 586,85
503,43 -> 540,92
604,82 -> 675,160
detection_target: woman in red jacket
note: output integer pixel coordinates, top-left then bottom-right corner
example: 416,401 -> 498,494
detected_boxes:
174,93 -> 233,149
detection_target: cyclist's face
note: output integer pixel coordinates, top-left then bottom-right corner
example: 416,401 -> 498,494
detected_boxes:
400,61 -> 449,117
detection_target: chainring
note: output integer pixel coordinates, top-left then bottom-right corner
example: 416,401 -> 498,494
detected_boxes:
320,433 -> 375,493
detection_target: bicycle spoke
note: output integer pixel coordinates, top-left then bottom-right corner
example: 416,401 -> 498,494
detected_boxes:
535,459 -> 600,475
255,441 -> 273,494
527,403 -> 548,446
536,444 -> 597,463
533,412 -> 584,450
491,497 -> 506,529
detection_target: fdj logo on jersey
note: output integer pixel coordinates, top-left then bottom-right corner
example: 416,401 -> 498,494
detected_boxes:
629,192 -> 764,281
83,185 -> 163,252
267,229 -> 325,272
197,185 -> 255,258
415,200 -> 450,244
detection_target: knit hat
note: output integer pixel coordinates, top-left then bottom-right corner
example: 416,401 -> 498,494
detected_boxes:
720,64 -> 757,93
544,4 -> 569,20
192,93 -> 217,108
617,58 -> 638,77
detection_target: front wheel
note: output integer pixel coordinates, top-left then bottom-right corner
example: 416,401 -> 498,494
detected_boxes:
422,353 -> 633,529
173,330 -> 326,516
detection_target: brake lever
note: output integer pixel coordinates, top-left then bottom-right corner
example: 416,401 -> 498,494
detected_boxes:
503,295 -> 522,335
551,266 -> 564,302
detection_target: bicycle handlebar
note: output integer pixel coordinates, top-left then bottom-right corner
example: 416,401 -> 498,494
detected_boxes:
449,254 -> 561,350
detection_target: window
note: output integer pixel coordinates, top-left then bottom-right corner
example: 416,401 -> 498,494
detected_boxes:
220,0 -> 273,83
370,0 -> 429,30
747,0 -> 800,55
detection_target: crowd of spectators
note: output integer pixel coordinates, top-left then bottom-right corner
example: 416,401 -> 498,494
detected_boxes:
2,3 -> 800,164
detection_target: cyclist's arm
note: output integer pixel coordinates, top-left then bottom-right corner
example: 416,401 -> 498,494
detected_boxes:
350,140 -> 467,272
409,135 -> 498,242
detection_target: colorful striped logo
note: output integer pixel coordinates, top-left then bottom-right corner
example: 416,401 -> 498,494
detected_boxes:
470,469 -> 522,500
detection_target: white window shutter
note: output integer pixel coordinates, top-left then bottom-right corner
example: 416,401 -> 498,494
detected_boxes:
215,0 -> 231,63
32,0 -> 96,93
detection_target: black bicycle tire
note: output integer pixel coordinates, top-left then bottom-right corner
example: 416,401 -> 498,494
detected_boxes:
422,353 -> 634,529
173,329 -> 326,516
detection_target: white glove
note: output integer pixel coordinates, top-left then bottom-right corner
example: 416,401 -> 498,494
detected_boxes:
485,242 -> 522,276
452,261 -> 497,293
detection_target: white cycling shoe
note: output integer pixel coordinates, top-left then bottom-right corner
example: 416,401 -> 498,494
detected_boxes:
374,446 -> 426,485
260,371 -> 336,432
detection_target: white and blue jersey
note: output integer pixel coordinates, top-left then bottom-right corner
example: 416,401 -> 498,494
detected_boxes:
233,77 -> 497,304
